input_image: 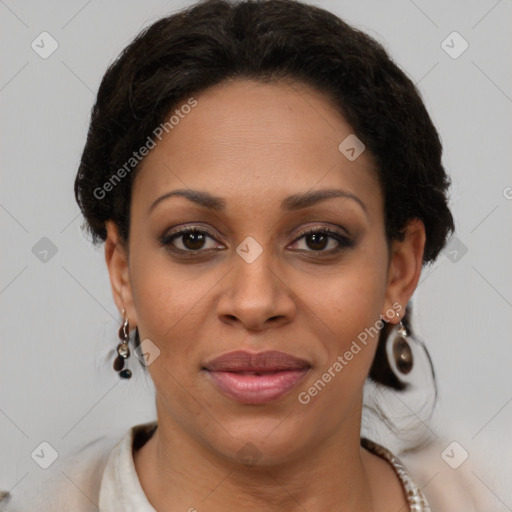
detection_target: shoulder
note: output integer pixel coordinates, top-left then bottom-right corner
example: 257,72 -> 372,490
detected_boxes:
397,438 -> 489,512
0,426 -> 129,512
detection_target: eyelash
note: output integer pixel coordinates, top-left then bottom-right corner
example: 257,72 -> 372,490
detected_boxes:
159,225 -> 353,257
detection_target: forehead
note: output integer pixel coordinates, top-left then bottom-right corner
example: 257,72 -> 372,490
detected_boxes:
132,78 -> 381,219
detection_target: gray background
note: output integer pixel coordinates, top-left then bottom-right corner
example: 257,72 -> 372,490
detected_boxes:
1,0 -> 511,507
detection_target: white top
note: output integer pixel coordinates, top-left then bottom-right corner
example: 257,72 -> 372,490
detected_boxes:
0,421 -> 488,511
99,422 -> 157,511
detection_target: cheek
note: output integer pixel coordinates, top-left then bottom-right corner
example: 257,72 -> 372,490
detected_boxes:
129,248 -> 196,356
297,283 -> 384,414
311,251 -> 387,331
129,259 -> 202,410
128,253 -> 215,431
305,249 -> 388,377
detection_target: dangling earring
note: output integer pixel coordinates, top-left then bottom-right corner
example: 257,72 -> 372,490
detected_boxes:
113,309 -> 132,379
391,312 -> 413,375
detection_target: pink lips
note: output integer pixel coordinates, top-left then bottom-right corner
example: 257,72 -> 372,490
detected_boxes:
203,350 -> 311,404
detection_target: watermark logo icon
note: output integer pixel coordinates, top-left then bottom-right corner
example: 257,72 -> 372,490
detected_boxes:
442,236 -> 468,263
338,134 -> 365,161
134,339 -> 161,366
32,237 -> 58,263
31,32 -> 59,59
31,441 -> 59,469
236,236 -> 263,264
237,442 -> 262,466
441,441 -> 469,469
441,31 -> 469,59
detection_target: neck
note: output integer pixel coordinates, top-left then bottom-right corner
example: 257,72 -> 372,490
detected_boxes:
134,399 -> 376,512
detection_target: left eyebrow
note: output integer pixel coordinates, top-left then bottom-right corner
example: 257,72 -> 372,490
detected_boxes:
148,187 -> 367,216
281,188 -> 367,215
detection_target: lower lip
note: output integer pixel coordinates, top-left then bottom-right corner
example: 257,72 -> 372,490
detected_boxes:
205,369 -> 310,404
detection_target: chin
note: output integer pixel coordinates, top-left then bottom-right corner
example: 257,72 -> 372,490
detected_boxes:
203,414 -> 314,467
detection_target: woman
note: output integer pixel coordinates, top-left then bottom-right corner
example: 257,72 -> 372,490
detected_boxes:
1,0 -> 486,510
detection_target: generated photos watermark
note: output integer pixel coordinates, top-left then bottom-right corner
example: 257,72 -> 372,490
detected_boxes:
93,97 -> 198,200
297,302 -> 403,405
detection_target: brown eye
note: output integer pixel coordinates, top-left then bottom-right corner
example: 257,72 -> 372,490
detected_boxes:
179,230 -> 208,250
160,228 -> 221,253
289,227 -> 353,254
303,231 -> 330,251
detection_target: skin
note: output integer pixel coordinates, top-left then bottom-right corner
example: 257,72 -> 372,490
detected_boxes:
104,78 -> 426,511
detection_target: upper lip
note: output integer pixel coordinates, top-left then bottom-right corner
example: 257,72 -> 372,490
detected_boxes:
203,350 -> 311,372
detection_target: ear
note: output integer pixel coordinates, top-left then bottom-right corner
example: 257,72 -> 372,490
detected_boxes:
104,220 -> 137,327
383,218 -> 426,322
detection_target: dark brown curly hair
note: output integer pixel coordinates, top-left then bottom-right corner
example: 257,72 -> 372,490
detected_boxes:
74,0 -> 454,394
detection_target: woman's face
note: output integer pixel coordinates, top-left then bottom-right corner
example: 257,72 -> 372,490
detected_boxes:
106,78 -> 424,464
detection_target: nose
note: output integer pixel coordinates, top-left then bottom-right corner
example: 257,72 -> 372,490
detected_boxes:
216,245 -> 296,332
